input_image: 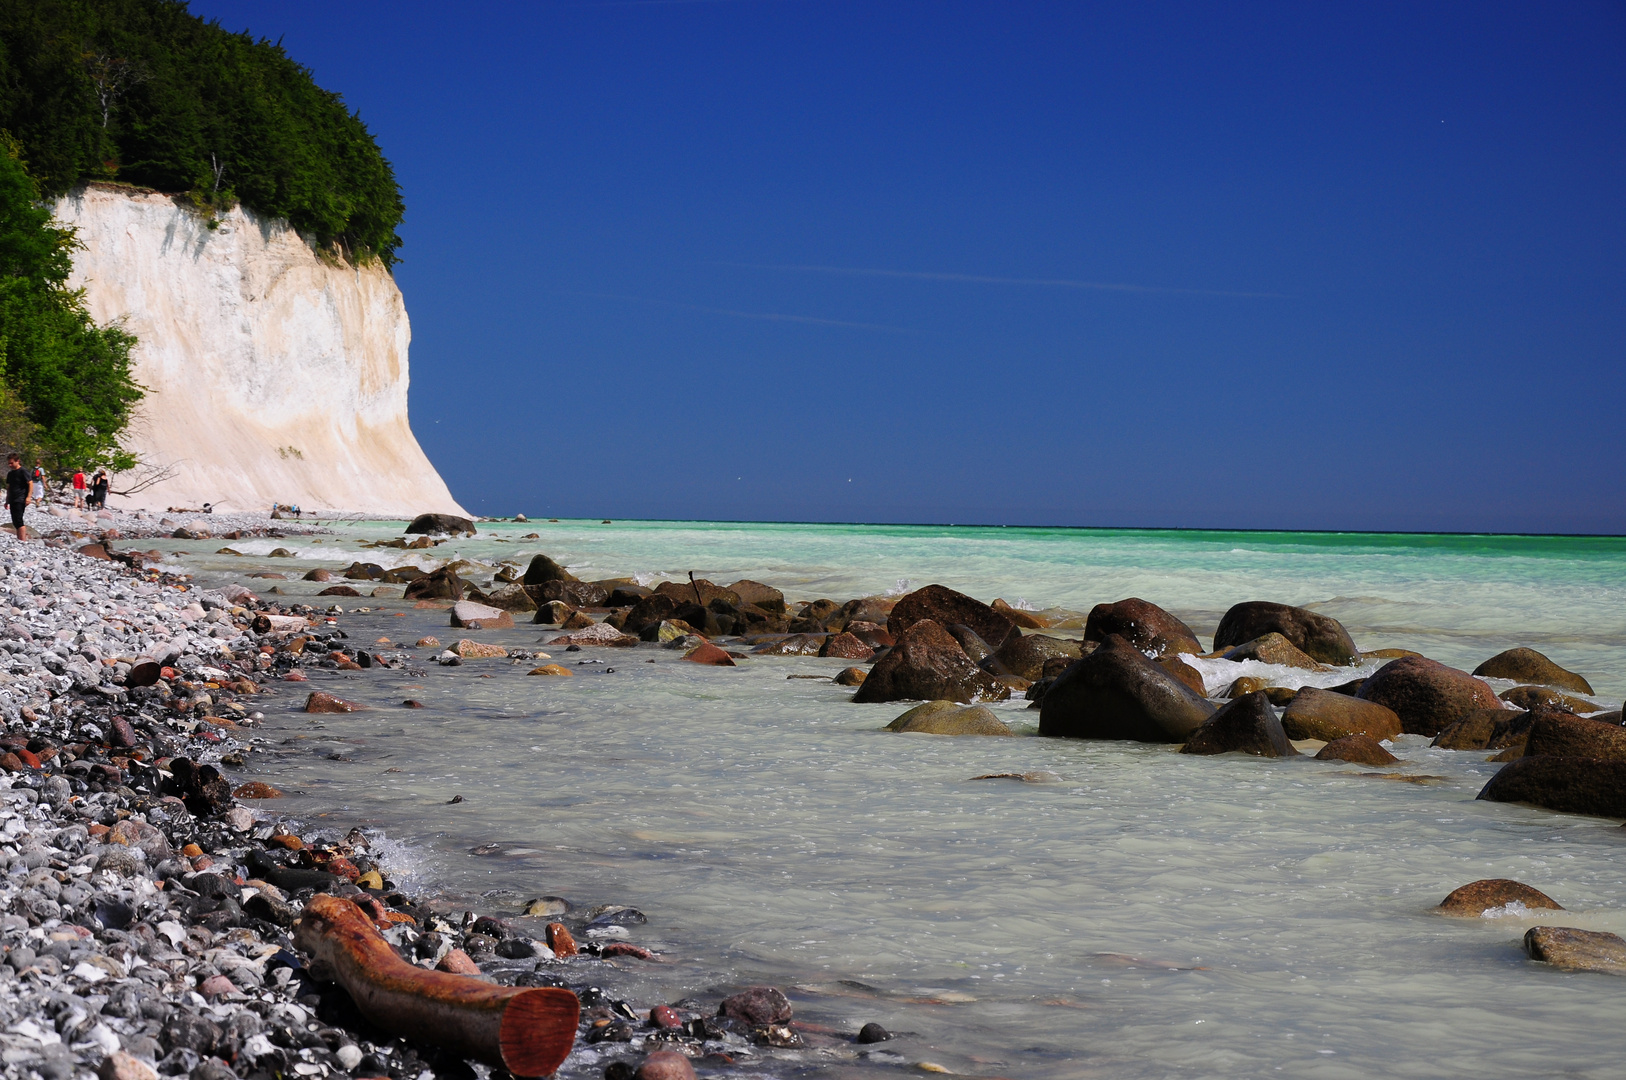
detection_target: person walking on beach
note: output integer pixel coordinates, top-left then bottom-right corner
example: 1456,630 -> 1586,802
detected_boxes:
90,469 -> 109,510
29,460 -> 44,507
71,468 -> 86,509
6,455 -> 30,541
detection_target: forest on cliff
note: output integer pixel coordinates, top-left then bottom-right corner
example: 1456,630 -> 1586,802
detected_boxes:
0,0 -> 405,471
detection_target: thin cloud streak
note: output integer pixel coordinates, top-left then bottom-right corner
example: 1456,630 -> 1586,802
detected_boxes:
562,290 -> 920,334
724,263 -> 1286,299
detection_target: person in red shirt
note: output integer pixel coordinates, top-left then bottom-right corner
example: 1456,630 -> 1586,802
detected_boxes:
71,468 -> 86,509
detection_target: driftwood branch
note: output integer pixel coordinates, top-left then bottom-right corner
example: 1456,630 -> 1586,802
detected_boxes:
293,894 -> 579,1076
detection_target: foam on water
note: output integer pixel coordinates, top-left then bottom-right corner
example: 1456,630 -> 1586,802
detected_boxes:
180,520 -> 1626,1077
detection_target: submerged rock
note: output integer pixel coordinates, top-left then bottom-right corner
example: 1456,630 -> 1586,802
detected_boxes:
1525,927 -> 1626,974
1158,656 -> 1208,696
406,513 -> 473,535
1180,691 -> 1298,757
305,691 -> 364,713
886,702 -> 1013,736
853,619 -> 1011,704
1500,685 -> 1601,714
1038,634 -> 1214,742
1356,655 -> 1501,736
683,642 -> 736,666
1282,687 -> 1402,742
1314,734 -> 1398,766
1222,632 -> 1323,670
1473,647 -> 1593,695
1523,711 -> 1626,762
1438,879 -> 1562,917
1083,597 -> 1202,657
887,585 -> 1017,652
719,986 -> 793,1025
1213,601 -> 1360,666
449,600 -> 515,629
1478,756 -> 1626,818
821,632 -> 875,660
1432,707 -> 1533,751
996,633 -> 1083,680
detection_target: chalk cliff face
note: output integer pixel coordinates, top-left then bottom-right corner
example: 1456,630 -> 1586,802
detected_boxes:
54,184 -> 466,517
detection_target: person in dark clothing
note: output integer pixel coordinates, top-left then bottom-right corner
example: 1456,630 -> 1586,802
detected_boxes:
5,454 -> 29,540
91,470 -> 109,510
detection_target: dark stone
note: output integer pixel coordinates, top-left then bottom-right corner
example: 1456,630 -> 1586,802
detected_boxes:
534,579 -> 609,607
1524,926 -> 1626,974
1524,711 -> 1626,762
341,562 -> 389,581
1181,691 -> 1298,757
995,634 -> 1083,680
302,569 -> 332,582
405,513 -> 474,535
1282,687 -> 1402,742
1157,656 -> 1208,697
856,1022 -> 892,1043
887,584 -> 1016,652
752,634 -> 826,656
654,579 -> 740,609
243,892 -> 296,927
523,554 -> 580,587
790,598 -> 842,633
1500,685 -> 1599,714
1314,733 -> 1399,766
1432,707 -> 1532,751
1438,879 -> 1562,916
404,567 -> 464,601
162,758 -> 233,817
1083,598 -> 1202,657
316,585 -> 361,597
1473,647 -> 1593,695
606,585 -> 653,607
1212,601 -> 1359,666
1478,756 -> 1626,818
126,660 -> 161,688
843,620 -> 895,649
851,620 -> 1011,704
622,594 -> 679,633
1356,655 -> 1502,737
495,937 -> 538,959
728,580 -> 786,614
1038,634 -> 1215,743
718,986 -> 792,1026
821,632 -> 875,660
162,1013 -> 222,1055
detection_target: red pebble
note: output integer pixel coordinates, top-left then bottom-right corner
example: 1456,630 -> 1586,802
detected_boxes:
198,974 -> 236,1000
14,749 -> 40,769
545,922 -> 578,957
283,671 -> 308,682
650,1005 -> 682,1029
603,943 -> 656,961
436,949 -> 481,975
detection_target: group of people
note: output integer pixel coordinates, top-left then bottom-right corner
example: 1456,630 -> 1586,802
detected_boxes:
4,455 -> 110,540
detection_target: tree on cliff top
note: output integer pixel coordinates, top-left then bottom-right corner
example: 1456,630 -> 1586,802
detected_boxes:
0,0 -> 405,266
0,138 -> 142,471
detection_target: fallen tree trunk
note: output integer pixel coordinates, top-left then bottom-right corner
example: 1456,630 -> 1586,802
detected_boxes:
253,613 -> 310,634
294,894 -> 579,1076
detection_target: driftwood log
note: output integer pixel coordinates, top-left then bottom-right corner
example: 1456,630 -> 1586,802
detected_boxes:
294,894 -> 579,1076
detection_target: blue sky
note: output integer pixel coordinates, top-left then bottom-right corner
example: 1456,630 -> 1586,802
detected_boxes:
190,1 -> 1626,532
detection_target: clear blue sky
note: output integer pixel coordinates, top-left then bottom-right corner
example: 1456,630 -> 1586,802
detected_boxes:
189,1 -> 1625,533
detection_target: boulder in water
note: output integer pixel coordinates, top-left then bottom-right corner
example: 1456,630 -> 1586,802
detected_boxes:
1314,733 -> 1398,766
1473,647 -> 1593,695
1213,601 -> 1359,666
1438,879 -> 1562,917
1221,632 -> 1323,670
482,582 -> 538,612
1180,691 -> 1298,757
852,619 -> 1011,704
523,553 -> 578,586
1500,685 -> 1600,714
1523,711 -> 1626,762
1083,598 -> 1202,657
728,580 -> 786,614
886,701 -> 1013,736
1432,707 -> 1532,751
450,600 -> 514,629
1478,756 -> 1626,818
1356,655 -> 1500,737
406,513 -> 474,535
821,632 -> 874,660
996,633 -> 1083,680
887,585 -> 1017,652
404,566 -> 464,601
1038,634 -> 1214,743
1524,927 -> 1626,974
1159,656 -> 1208,696
1282,687 -> 1402,742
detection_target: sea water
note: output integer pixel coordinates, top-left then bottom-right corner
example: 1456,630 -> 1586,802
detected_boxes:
178,521 -> 1626,1077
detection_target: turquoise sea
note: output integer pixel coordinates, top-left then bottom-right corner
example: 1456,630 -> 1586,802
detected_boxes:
176,520 -> 1626,1078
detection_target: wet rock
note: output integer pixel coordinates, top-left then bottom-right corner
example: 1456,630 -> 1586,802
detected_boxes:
1083,597 -> 1202,657
1474,647 -> 1593,695
450,600 -> 516,629
1221,632 -> 1323,670
719,985 -> 792,1025
535,579 -> 611,607
1180,691 -> 1298,757
1225,675 -> 1269,699
1213,601 -> 1360,666
821,632 -> 875,660
305,691 -> 364,713
316,585 -> 361,597
406,513 -> 474,535
728,580 -> 786,614
404,567 -> 464,601
545,922 -> 578,957
752,634 -> 826,656
1314,733 -> 1399,766
842,620 -> 894,649
436,949 -> 481,975
1431,707 -> 1531,750
996,634 -> 1084,680
528,664 -> 573,676
834,666 -> 867,686
231,782 -> 283,799
1500,685 -> 1601,714
1478,756 -> 1626,818
857,1022 -> 893,1043
640,618 -> 697,642
483,582 -> 538,612
1524,711 -> 1626,762
1356,656 -> 1501,737
1038,634 -> 1214,743
549,623 -> 639,647
886,702 -> 1013,736
299,567 -> 332,582
992,598 -> 1046,629
635,1050 -> 697,1080
1439,879 -> 1562,916
1158,656 -> 1208,697
683,642 -> 736,666
163,758 -> 233,816
451,639 -> 509,658
1524,926 -> 1626,974
887,585 -> 1017,652
852,620 -> 1011,705
1282,687 -> 1402,742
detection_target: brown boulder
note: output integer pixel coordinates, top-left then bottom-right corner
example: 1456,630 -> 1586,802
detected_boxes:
1180,691 -> 1298,758
1314,733 -> 1399,766
1438,879 -> 1562,917
404,567 -> 464,601
655,578 -> 741,609
1524,926 -> 1626,974
997,633 -> 1084,680
1083,597 -> 1201,657
684,642 -> 737,666
406,513 -> 473,535
1524,711 -> 1626,762
1479,756 -> 1626,818
635,1050 -> 697,1080
852,619 -> 1011,705
1225,675 -> 1269,699
1432,707 -> 1532,751
718,986 -> 792,1025
992,598 -> 1048,628
752,634 -> 826,656
1222,632 -> 1322,670
1356,655 -> 1501,736
728,580 -> 786,614
1159,656 -> 1208,697
1038,634 -> 1214,743
1213,601 -> 1359,665
450,600 -> 515,629
1500,685 -> 1601,714
534,579 -> 610,607
887,585 -> 1016,652
521,554 -> 578,586
843,620 -> 895,649
302,568 -> 333,582
452,639 -> 509,658
834,666 -> 866,686
317,585 -> 361,597
1473,647 -> 1593,695
886,701 -> 1013,736
232,782 -> 283,799
1282,687 -> 1402,742
482,582 -> 538,613
305,691 -> 363,713
821,632 -> 874,660
533,600 -> 574,625
622,593 -> 679,632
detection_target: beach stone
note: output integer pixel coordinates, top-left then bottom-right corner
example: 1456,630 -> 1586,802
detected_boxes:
302,568 -> 333,583
843,620 -> 895,648
621,593 -> 679,632
416,636 -> 441,648
404,567 -> 464,601
1524,927 -> 1626,974
545,922 -> 577,956
887,584 -> 1017,652
436,949 -> 481,974
1282,687 -> 1402,742
887,702 -> 1013,736
1083,598 -> 1202,657
655,578 -> 741,609
997,633 -> 1083,680
1314,733 -> 1399,766
1159,656 -> 1208,696
1431,707 -> 1531,750
1226,676 -> 1269,699
528,664 -> 573,676
1181,691 -> 1298,757
1524,712 -> 1626,762
719,985 -> 792,1025
1213,601 -> 1360,666
535,579 -> 610,607
1479,756 -> 1626,818
640,618 -> 697,642
451,639 -> 508,658
753,633 -> 826,656
1500,685 -> 1601,714
1439,879 -> 1562,917
1222,632 -> 1323,670
126,660 -> 162,688
821,632 -> 874,660
483,582 -> 538,612
1039,634 -> 1214,743
834,666 -> 867,686
1356,655 -> 1501,737
231,782 -> 282,799
1474,648 -> 1593,694
406,513 -> 474,535
728,580 -> 786,614
450,600 -> 515,629
992,598 -> 1047,629
684,642 -> 736,666
98,1052 -> 158,1080
852,619 -> 1011,704
533,600 -> 573,625
316,585 -> 361,597
305,691 -> 364,713
856,1022 -> 893,1043
635,1050 -> 697,1080
550,623 -> 638,647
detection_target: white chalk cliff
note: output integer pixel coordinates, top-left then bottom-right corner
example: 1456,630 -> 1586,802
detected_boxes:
54,183 -> 466,516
